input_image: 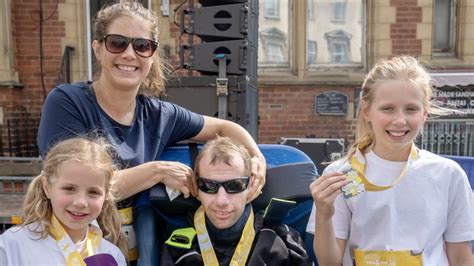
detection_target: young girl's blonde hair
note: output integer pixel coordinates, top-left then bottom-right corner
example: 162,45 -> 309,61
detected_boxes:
22,137 -> 128,256
346,55 -> 445,160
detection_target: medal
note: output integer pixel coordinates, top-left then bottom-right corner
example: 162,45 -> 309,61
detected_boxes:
340,143 -> 418,199
341,168 -> 366,199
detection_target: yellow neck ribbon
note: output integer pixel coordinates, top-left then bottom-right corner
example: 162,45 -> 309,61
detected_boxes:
354,249 -> 423,265
49,214 -> 101,266
194,205 -> 255,266
350,143 -> 418,191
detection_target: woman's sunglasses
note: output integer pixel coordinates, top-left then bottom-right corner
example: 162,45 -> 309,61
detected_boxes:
197,177 -> 249,194
101,34 -> 158,58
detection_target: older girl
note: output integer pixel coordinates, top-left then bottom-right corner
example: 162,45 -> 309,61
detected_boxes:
307,56 -> 473,265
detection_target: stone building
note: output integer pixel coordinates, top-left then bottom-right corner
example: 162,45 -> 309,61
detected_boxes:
1,0 -> 474,157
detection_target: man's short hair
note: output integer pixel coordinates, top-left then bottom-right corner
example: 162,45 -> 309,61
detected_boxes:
194,136 -> 252,179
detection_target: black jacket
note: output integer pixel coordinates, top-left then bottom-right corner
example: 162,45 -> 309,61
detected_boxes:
160,211 -> 312,266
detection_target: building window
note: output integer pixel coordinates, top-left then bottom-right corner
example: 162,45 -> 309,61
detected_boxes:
325,30 -> 352,63
307,40 -> 317,64
330,42 -> 349,63
331,0 -> 347,23
258,1 -> 290,67
259,0 -> 365,73
307,0 -> 363,66
264,0 -> 280,19
259,27 -> 288,65
268,43 -> 285,62
307,0 -> 314,20
433,0 -> 456,56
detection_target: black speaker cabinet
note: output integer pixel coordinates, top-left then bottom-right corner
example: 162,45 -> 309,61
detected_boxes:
163,76 -> 258,140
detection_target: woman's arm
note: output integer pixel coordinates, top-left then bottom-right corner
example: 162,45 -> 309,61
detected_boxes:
114,161 -> 194,200
446,241 -> 473,266
191,116 -> 266,201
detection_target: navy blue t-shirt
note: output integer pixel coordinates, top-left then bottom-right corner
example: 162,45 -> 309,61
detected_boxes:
37,81 -> 204,169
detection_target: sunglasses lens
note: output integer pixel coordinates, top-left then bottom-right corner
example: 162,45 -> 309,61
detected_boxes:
223,178 -> 249,194
197,177 -> 249,194
133,39 -> 157,57
105,35 -> 129,53
198,179 -> 219,194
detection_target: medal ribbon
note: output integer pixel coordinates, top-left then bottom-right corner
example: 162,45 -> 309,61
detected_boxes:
49,214 -> 102,265
354,249 -> 423,265
194,205 -> 255,266
350,143 -> 418,191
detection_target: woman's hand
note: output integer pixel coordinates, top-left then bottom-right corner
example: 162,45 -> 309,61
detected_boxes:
246,155 -> 267,202
310,172 -> 348,220
155,161 -> 194,198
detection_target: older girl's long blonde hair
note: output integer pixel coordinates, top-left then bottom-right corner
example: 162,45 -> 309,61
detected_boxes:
22,137 -> 128,257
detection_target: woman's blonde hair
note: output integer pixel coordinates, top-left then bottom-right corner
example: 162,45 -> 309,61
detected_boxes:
93,0 -> 168,96
22,137 -> 128,257
346,55 -> 447,160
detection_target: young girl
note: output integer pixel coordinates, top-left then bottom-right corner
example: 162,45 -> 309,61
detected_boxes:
0,138 -> 127,265
307,56 -> 474,265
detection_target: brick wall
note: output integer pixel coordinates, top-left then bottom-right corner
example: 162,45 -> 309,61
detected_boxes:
256,0 -> 424,144
0,0 -> 65,156
258,85 -> 357,144
390,0 -> 422,55
0,0 -> 434,155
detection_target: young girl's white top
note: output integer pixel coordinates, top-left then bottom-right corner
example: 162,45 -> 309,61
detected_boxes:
0,221 -> 126,265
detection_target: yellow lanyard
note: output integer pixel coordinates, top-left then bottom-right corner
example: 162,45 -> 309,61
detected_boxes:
343,143 -> 418,198
194,205 -> 255,266
351,143 -> 418,191
49,215 -> 101,265
354,249 -> 423,266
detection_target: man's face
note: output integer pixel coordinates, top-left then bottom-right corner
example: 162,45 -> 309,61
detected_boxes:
197,153 -> 249,229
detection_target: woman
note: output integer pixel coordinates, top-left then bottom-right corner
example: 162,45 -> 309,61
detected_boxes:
37,2 -> 266,265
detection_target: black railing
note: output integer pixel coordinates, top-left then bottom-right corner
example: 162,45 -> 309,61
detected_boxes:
0,117 -> 39,157
416,120 -> 474,156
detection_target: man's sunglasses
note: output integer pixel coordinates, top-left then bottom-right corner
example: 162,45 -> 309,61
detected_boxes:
101,34 -> 158,58
197,177 -> 249,194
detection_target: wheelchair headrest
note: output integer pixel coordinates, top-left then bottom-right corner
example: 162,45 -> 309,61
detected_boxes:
149,143 -> 318,215
252,162 -> 317,211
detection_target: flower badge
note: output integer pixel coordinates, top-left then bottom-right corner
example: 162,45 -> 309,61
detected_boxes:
341,169 -> 365,199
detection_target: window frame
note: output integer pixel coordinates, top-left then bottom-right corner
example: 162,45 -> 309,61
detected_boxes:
307,0 -> 314,21
331,0 -> 347,23
267,43 -> 285,63
331,42 -> 350,63
306,0 -> 366,71
432,0 -> 457,58
257,0 -> 368,82
258,2 -> 292,70
264,0 -> 281,19
307,40 -> 317,65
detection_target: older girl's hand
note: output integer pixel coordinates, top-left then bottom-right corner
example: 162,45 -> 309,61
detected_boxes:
310,172 -> 348,220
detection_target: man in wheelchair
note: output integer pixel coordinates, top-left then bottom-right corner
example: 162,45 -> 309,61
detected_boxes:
160,136 -> 312,265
